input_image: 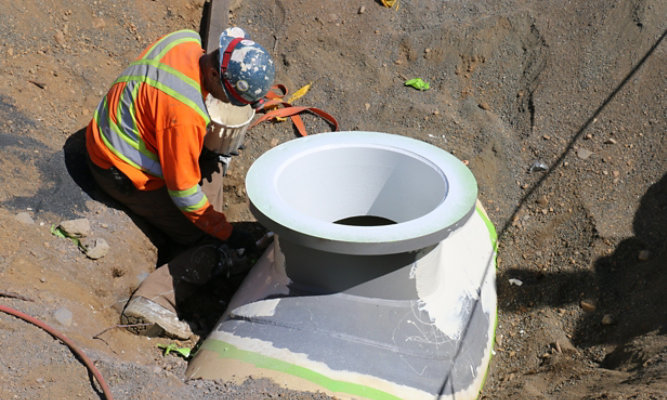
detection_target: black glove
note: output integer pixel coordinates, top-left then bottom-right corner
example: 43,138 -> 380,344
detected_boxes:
226,228 -> 256,252
199,147 -> 227,181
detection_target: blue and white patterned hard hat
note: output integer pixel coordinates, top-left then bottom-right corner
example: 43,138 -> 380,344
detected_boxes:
218,27 -> 275,107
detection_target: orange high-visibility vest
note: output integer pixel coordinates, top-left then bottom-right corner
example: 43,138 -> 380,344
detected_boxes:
86,30 -> 232,240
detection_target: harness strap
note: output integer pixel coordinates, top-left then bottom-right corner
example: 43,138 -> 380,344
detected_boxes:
251,84 -> 339,136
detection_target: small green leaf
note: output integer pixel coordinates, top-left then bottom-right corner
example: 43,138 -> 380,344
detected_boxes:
404,78 -> 430,91
157,343 -> 192,359
50,224 -> 67,239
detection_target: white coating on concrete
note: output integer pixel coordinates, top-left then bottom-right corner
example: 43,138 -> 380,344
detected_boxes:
414,209 -> 495,340
231,298 -> 281,318
206,331 -> 434,400
246,131 -> 478,255
190,131 -> 497,399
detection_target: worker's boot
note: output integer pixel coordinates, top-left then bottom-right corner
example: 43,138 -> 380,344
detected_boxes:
121,295 -> 193,340
120,242 -> 246,339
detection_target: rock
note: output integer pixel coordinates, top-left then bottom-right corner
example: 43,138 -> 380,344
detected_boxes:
15,212 -> 34,224
529,160 -> 548,172
58,218 -> 91,238
580,300 -> 596,312
54,307 -> 73,327
536,195 -> 549,208
553,341 -> 562,353
92,17 -> 105,29
576,148 -> 593,160
604,137 -> 617,144
508,278 -> 523,286
601,314 -> 614,325
358,6 -> 365,14
637,250 -> 651,261
80,237 -> 110,259
54,30 -> 66,46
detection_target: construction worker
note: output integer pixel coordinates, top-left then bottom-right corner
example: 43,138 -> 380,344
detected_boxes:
85,27 -> 275,339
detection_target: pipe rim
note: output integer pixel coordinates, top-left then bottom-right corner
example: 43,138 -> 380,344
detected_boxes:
246,131 -> 478,255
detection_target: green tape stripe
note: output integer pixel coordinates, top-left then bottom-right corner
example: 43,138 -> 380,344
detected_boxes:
202,340 -> 403,400
475,205 -> 498,252
474,204 -> 499,399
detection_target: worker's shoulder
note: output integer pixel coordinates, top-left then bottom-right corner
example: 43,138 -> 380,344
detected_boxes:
163,29 -> 202,43
154,91 -> 209,126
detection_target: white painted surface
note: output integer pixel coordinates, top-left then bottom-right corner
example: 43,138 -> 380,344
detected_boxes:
414,211 -> 495,340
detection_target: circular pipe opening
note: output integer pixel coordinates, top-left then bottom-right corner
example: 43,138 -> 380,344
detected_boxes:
247,132 -> 478,255
274,144 -> 448,224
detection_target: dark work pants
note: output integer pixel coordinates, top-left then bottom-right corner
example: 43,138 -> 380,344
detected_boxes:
87,149 -> 227,314
87,149 -> 225,246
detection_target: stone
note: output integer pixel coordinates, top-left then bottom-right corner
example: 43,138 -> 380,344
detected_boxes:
15,212 -> 34,224
80,237 -> 110,259
577,148 -> 593,160
54,307 -> 73,327
536,195 -> 549,208
638,250 -> 651,261
53,30 -> 66,46
58,218 -> 91,238
580,300 -> 596,312
508,278 -> 523,286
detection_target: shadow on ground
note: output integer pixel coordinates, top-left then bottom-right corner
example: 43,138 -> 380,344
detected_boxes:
498,173 -> 666,355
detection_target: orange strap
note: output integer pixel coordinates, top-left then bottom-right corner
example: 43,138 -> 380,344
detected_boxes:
250,84 -> 339,137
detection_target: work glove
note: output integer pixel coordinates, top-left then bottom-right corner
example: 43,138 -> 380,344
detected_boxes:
199,147 -> 232,179
226,228 -> 256,252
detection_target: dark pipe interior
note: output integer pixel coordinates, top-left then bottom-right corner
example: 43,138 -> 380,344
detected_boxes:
334,215 -> 397,226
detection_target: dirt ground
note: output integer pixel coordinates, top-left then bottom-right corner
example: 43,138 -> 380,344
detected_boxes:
0,0 -> 665,399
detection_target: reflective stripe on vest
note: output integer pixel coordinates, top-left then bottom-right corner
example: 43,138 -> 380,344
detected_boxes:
94,29 -> 211,180
168,186 -> 208,212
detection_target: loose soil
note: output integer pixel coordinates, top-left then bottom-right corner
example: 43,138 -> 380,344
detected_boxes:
0,1 -> 665,399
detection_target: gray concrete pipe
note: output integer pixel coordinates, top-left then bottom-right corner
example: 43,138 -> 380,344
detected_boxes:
186,131 -> 498,400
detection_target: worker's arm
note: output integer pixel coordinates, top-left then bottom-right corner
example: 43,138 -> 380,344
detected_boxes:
157,122 -> 233,241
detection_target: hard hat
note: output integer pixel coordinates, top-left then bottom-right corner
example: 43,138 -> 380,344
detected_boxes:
218,27 -> 275,108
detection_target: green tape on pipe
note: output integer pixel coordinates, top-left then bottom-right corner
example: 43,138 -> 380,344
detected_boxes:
474,203 -> 499,400
475,205 -> 498,252
201,340 -> 402,400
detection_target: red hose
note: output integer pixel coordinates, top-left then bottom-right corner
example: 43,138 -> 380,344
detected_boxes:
0,304 -> 114,400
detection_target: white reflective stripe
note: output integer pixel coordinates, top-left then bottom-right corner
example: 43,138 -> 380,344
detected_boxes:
117,80 -> 140,143
118,61 -> 209,120
95,94 -> 164,177
169,185 -> 208,212
95,29 -> 210,180
144,30 -> 201,61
